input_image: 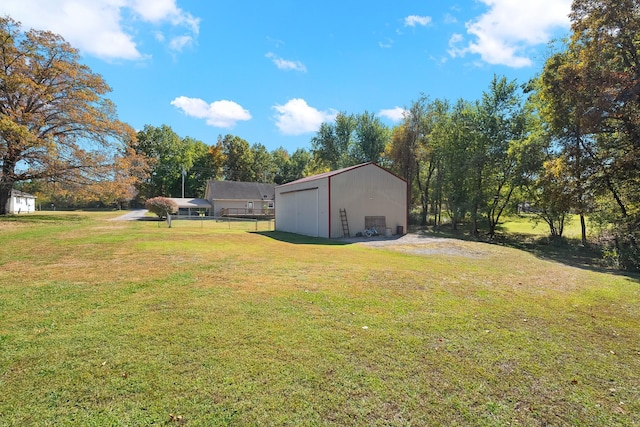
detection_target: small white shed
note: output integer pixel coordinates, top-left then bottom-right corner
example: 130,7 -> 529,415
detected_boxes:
275,162 -> 407,238
8,189 -> 36,214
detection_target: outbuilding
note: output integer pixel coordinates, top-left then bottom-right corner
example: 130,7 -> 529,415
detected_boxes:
8,189 -> 36,214
275,162 -> 407,238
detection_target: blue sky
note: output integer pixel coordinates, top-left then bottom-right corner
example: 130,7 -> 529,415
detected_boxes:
1,0 -> 572,153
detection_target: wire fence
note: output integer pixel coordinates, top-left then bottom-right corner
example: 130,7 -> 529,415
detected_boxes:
160,215 -> 275,231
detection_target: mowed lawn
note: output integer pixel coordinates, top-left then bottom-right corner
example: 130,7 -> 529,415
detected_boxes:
0,213 -> 638,426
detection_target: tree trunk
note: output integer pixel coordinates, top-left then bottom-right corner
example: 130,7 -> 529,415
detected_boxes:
580,214 -> 587,247
0,158 -> 16,215
0,180 -> 12,215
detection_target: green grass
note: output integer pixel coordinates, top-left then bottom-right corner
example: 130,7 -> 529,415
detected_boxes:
500,213 -> 588,240
1,212 -> 639,426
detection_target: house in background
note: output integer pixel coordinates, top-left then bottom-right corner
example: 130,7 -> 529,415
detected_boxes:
204,181 -> 276,219
170,197 -> 212,218
275,162 -> 407,239
8,189 -> 37,214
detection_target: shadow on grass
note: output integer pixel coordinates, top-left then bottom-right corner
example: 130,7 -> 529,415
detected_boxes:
0,213 -> 87,223
251,230 -> 351,246
419,224 -> 640,282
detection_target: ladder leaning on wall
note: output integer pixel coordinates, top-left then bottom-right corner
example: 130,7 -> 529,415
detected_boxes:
339,208 -> 350,238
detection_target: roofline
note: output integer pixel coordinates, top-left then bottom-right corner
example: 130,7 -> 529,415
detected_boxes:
276,162 -> 407,187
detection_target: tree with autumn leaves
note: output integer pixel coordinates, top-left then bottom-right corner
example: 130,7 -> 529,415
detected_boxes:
535,0 -> 640,267
0,16 -> 148,214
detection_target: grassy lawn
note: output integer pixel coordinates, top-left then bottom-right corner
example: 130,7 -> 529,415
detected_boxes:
1,212 -> 639,426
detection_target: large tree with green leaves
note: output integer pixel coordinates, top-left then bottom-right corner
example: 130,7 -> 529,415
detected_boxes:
311,111 -> 389,170
440,100 -> 476,229
135,125 -> 188,198
0,16 -> 136,214
272,147 -> 311,184
134,125 -> 219,199
472,76 -> 529,237
352,111 -> 389,165
220,134 -> 255,182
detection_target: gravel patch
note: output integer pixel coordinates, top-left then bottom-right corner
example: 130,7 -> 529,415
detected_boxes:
343,232 -> 489,258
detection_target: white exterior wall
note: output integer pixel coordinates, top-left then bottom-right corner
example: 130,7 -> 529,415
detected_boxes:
329,164 -> 407,238
275,177 -> 329,238
8,195 -> 36,214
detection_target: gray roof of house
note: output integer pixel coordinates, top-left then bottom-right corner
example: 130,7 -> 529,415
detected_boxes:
11,189 -> 36,198
207,181 -> 276,200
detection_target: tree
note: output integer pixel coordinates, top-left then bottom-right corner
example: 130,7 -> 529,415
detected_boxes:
474,76 -> 529,237
0,16 -> 135,214
145,196 -> 178,227
134,125 -> 217,199
135,125 -> 187,198
184,138 -> 224,198
529,156 -> 575,239
288,148 -> 312,181
272,147 -> 311,184
352,111 -> 389,164
386,97 -> 427,215
79,143 -> 150,208
250,143 -> 274,182
311,113 -> 354,170
220,134 -> 254,181
561,0 -> 640,267
145,196 -> 178,218
538,47 -> 595,246
441,100 -> 476,229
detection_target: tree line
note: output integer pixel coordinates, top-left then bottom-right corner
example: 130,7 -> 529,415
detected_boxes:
2,0 -> 640,268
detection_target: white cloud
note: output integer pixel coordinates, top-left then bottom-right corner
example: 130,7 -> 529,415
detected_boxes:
0,0 -> 200,60
379,39 -> 394,49
169,35 -> 194,52
265,52 -> 307,72
444,13 -> 458,25
130,0 -> 199,34
272,99 -> 337,136
452,0 -> 571,68
171,96 -> 252,128
404,15 -> 432,27
448,33 -> 467,58
379,107 -> 407,123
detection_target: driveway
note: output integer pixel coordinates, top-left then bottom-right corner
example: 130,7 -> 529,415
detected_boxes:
110,209 -> 149,221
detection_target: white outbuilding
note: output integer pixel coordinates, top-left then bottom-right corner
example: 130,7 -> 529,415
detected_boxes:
275,162 -> 407,239
7,189 -> 36,214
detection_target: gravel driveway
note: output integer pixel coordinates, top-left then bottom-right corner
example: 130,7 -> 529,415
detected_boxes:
344,232 -> 491,258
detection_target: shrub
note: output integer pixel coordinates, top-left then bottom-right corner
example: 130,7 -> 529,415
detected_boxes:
145,197 -> 178,219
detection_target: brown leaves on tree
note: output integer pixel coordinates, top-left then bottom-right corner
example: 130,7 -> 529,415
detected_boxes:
0,16 -> 146,213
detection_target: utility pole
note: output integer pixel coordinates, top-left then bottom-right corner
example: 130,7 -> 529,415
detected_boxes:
181,166 -> 186,198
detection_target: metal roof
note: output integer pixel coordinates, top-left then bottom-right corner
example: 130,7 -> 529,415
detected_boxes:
168,198 -> 212,208
276,162 -> 406,187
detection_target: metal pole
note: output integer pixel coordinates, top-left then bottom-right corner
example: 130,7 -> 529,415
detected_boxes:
181,166 -> 185,198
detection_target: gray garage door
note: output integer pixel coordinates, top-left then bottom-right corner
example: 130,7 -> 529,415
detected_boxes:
279,188 -> 319,237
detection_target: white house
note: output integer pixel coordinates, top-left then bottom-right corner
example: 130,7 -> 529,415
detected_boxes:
275,162 -> 407,239
8,189 -> 36,214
